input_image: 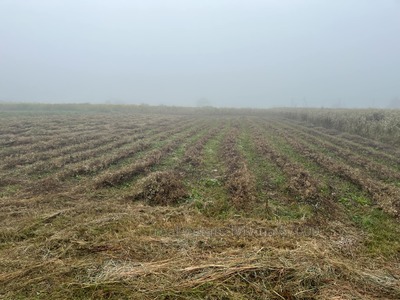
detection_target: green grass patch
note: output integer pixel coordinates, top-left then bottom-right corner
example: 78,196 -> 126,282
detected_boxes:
0,184 -> 21,197
352,209 -> 400,257
186,126 -> 234,219
238,122 -> 315,220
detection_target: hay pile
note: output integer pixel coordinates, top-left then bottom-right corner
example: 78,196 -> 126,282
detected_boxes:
132,171 -> 188,206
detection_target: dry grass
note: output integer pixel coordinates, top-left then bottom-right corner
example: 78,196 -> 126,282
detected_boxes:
1,196 -> 398,299
272,108 -> 400,147
130,171 -> 188,205
1,109 -> 400,299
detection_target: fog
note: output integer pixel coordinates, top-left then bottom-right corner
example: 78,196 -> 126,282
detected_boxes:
1,0 -> 399,108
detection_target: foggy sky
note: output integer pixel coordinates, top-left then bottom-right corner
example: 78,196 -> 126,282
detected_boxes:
1,0 -> 400,108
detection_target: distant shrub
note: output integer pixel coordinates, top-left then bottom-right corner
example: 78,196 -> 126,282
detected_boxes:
271,108 -> 400,146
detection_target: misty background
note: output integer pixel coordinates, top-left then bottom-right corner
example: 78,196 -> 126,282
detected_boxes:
1,0 -> 399,108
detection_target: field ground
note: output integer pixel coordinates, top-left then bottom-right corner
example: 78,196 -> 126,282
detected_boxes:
0,107 -> 400,299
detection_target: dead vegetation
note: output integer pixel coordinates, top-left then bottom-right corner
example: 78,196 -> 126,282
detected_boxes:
1,109 -> 400,299
273,120 -> 400,182
249,123 -> 324,206
93,124 -> 202,188
130,171 -> 188,205
220,126 -> 257,210
272,124 -> 400,218
1,199 -> 398,299
183,127 -> 220,167
272,108 -> 400,147
279,118 -> 400,168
